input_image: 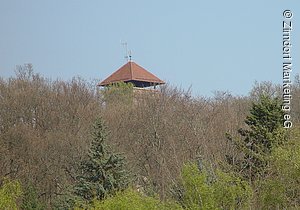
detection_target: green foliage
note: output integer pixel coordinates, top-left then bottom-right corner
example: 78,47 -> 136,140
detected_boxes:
179,163 -> 252,210
245,95 -> 284,137
213,170 -> 253,209
101,81 -> 134,104
74,118 -> 130,206
257,128 -> 300,209
0,178 -> 22,210
91,188 -> 182,210
257,179 -> 287,209
21,184 -> 45,210
226,95 -> 286,180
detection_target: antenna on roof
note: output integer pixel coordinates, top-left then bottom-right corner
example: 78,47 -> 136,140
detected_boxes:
121,41 -> 129,62
121,41 -> 132,62
128,50 -> 132,61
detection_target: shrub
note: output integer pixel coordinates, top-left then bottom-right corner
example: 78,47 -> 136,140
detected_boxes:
257,128 -> 300,209
92,188 -> 182,210
0,178 -> 22,210
179,163 -> 252,210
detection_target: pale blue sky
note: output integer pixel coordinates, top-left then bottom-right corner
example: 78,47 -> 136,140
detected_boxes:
0,0 -> 299,96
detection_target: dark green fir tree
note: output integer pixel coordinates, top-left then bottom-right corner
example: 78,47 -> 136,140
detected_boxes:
74,118 -> 130,204
226,95 -> 286,181
21,184 -> 45,210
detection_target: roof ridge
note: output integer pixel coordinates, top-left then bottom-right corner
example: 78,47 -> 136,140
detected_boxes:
129,61 -> 133,78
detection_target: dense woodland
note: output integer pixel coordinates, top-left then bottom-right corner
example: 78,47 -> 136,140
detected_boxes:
1,64 -> 300,209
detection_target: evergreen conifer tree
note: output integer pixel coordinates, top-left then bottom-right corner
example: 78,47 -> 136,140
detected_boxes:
74,118 -> 130,204
21,184 -> 44,210
226,95 -> 286,181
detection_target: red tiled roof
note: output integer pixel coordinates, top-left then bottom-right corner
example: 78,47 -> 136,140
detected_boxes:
98,61 -> 165,86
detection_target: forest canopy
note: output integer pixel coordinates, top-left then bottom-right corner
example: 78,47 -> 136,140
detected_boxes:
0,65 -> 299,209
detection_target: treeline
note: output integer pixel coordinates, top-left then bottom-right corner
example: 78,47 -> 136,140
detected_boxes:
0,64 -> 300,209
